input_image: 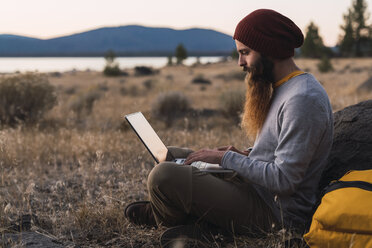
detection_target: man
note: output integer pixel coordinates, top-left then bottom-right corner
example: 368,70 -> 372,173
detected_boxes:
125,9 -> 333,246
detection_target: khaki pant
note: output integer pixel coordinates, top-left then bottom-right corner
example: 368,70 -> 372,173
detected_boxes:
147,147 -> 277,235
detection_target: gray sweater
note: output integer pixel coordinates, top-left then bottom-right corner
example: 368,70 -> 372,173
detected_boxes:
221,73 -> 333,230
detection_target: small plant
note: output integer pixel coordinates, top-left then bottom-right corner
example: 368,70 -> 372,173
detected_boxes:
216,71 -> 246,82
0,73 -> 57,126
167,55 -> 173,66
69,90 -> 101,119
219,90 -> 245,123
103,50 -> 126,77
103,65 -> 122,76
151,91 -> 191,127
65,86 -> 77,95
175,43 -> 187,65
317,56 -> 334,73
191,75 -> 211,85
143,79 -> 154,90
119,87 -> 127,96
97,82 -> 109,92
129,85 -> 139,96
134,66 -> 156,76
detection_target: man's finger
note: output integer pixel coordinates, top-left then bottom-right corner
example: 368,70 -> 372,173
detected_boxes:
217,146 -> 229,151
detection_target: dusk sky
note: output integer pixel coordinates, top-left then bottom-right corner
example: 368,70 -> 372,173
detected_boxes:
1,0 -> 371,46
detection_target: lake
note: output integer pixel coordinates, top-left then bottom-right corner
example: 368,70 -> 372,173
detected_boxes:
0,56 -> 224,73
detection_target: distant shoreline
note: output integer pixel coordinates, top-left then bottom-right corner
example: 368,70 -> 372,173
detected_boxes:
0,56 -> 225,73
0,52 -> 231,58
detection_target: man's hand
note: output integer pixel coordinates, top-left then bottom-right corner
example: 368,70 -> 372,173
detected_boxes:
184,149 -> 226,165
216,145 -> 250,156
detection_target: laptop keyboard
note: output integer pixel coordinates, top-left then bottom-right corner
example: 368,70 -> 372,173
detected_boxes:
190,161 -> 222,170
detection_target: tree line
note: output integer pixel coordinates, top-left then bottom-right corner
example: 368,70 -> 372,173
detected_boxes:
301,0 -> 372,58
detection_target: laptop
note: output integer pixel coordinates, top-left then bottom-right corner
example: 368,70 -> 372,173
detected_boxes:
125,112 -> 234,174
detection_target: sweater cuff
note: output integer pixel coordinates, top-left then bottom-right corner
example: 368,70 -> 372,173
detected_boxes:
221,150 -> 235,169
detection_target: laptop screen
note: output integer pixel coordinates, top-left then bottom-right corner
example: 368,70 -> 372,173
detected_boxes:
125,112 -> 168,163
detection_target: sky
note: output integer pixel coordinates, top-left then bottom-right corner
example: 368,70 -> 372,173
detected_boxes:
1,0 -> 371,47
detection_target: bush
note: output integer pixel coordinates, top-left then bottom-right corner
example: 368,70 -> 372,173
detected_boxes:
134,66 -> 156,76
191,75 -> 211,85
65,86 -> 77,95
0,73 -> 57,126
69,90 -> 101,119
103,65 -> 126,77
216,71 -> 246,82
143,79 -> 154,90
151,91 -> 191,127
219,90 -> 245,123
317,56 -> 334,73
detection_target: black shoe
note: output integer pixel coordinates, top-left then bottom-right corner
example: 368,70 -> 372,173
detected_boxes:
160,224 -> 229,248
124,201 -> 157,227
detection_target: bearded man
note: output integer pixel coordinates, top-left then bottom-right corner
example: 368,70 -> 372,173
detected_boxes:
125,9 -> 333,246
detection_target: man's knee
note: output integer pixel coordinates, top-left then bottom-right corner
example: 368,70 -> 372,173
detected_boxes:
147,162 -> 180,192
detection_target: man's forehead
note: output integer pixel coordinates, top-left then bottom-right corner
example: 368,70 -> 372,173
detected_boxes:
235,40 -> 252,51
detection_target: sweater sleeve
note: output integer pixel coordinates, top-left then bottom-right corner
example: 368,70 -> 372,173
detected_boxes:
221,94 -> 329,196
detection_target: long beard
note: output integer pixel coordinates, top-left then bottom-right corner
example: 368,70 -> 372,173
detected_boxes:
241,57 -> 274,140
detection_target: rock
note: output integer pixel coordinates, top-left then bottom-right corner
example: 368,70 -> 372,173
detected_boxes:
2,231 -> 64,248
357,76 -> 372,93
318,100 -> 372,192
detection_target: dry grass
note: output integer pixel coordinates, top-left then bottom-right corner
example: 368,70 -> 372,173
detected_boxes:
1,58 -> 372,247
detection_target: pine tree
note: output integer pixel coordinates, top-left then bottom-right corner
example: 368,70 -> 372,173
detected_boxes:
175,44 -> 187,64
340,9 -> 355,56
301,22 -> 327,58
103,49 -> 121,76
339,0 -> 372,57
167,55 -> 173,66
353,0 -> 369,56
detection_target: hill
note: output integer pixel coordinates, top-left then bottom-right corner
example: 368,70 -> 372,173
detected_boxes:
0,25 -> 235,57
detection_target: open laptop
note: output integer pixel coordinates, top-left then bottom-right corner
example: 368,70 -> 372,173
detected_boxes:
125,112 -> 233,174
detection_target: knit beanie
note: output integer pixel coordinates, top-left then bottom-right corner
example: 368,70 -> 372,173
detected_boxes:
233,9 -> 304,59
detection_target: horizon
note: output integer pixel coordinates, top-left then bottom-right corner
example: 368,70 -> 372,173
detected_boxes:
1,0 -> 371,47
0,24 -> 233,41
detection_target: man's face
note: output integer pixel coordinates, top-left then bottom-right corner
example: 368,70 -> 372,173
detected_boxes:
235,40 -> 262,73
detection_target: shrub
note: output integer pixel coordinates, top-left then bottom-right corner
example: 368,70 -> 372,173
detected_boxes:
103,50 -> 128,77
65,86 -> 77,95
216,71 -> 246,82
165,74 -> 174,81
219,90 -> 245,123
119,87 -> 127,96
143,79 -> 154,90
97,82 -> 109,92
69,90 -> 101,119
134,66 -> 156,76
317,56 -> 334,73
175,43 -> 187,65
151,91 -> 191,127
129,85 -> 139,96
0,73 -> 57,126
103,64 -> 123,77
191,75 -> 211,85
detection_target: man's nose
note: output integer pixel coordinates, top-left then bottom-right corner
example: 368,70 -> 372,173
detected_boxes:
238,55 -> 246,67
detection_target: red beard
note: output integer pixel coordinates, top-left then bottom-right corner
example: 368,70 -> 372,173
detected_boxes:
241,56 -> 274,140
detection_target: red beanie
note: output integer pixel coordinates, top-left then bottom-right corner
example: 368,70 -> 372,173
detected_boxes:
233,9 -> 304,59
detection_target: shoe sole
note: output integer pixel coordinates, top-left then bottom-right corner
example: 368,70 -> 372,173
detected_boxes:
124,200 -> 150,219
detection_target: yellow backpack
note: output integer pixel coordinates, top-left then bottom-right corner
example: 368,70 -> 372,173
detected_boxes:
304,169 -> 372,248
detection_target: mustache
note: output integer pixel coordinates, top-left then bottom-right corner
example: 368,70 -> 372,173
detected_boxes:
242,66 -> 254,73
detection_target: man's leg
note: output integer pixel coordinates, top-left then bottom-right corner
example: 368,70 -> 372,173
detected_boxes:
147,160 -> 276,235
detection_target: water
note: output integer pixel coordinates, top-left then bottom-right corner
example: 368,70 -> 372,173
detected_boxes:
0,56 -> 224,73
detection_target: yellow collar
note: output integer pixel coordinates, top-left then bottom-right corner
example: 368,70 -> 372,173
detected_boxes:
274,70 -> 305,88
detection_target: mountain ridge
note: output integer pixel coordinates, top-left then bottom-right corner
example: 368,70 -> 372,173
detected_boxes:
0,25 -> 235,57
